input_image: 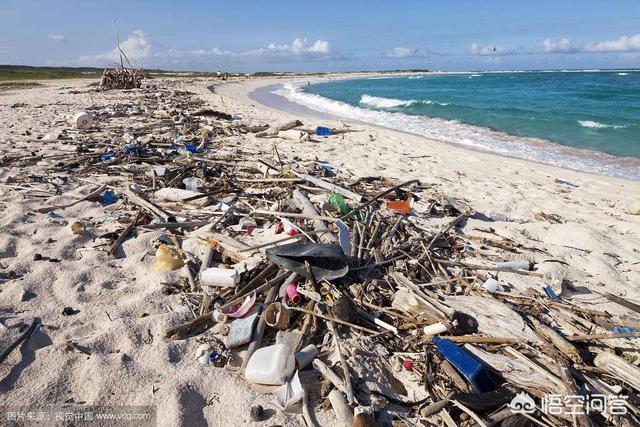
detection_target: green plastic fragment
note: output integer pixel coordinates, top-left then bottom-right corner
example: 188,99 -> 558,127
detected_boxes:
329,192 -> 350,215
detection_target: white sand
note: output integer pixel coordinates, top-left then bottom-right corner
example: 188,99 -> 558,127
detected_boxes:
0,76 -> 639,426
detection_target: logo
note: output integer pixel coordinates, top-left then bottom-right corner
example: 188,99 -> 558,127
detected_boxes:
509,392 -> 536,414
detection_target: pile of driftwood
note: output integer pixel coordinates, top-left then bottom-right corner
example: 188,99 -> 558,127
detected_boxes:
99,66 -> 144,90
7,79 -> 640,427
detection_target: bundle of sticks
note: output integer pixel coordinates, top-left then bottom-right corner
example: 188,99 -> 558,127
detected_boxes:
99,66 -> 144,90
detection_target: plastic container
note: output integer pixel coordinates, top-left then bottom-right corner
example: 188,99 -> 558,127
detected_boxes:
101,191 -> 116,205
200,267 -> 239,288
495,260 -> 531,270
286,283 -> 301,305
73,111 -> 93,129
482,278 -> 503,293
316,126 -> 334,136
152,244 -> 184,272
244,344 -> 295,385
543,285 -> 560,301
294,344 -> 319,369
195,343 -> 211,365
265,303 -> 290,330
183,177 -> 200,192
212,309 -> 228,323
386,193 -> 414,214
423,321 -> 451,336
433,337 -> 494,392
279,218 -> 297,236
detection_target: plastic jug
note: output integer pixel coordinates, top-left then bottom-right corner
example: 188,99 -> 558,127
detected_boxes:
245,344 -> 295,385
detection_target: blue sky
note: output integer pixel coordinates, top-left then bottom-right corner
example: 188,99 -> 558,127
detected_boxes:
1,0 -> 639,72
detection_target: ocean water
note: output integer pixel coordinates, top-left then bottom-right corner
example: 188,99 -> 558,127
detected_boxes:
272,71 -> 640,180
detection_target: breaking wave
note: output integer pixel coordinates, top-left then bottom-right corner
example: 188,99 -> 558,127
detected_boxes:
578,120 -> 626,129
359,94 -> 449,108
360,95 -> 416,108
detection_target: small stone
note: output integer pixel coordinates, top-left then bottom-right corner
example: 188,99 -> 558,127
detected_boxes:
249,404 -> 264,422
33,253 -> 43,261
21,290 -> 37,302
62,307 -> 78,316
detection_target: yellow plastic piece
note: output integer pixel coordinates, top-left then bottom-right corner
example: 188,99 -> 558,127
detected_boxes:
152,244 -> 184,272
70,221 -> 85,235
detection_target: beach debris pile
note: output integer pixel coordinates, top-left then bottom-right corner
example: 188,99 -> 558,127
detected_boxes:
99,66 -> 144,90
3,79 -> 640,427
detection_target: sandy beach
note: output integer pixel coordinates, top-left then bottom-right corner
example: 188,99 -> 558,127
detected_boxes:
212,74 -> 640,297
1,75 -> 639,426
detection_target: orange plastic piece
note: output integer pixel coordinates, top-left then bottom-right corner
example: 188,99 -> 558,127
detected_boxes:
386,193 -> 414,214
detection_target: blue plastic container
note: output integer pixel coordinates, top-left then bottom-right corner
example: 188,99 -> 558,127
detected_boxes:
316,126 -> 333,136
543,286 -> 560,301
433,337 -> 494,392
101,191 -> 116,205
99,151 -> 116,162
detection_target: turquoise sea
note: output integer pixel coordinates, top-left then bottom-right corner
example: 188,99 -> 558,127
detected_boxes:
271,71 -> 640,180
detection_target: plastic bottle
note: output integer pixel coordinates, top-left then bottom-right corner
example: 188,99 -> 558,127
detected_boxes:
495,260 -> 531,270
244,344 -> 295,385
423,321 -> 452,336
200,267 -> 240,288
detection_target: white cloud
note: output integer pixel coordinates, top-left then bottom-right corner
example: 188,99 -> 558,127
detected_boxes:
78,30 -> 151,64
469,43 -> 505,55
541,38 -> 574,53
386,47 -> 413,58
48,35 -> 66,42
584,34 -> 640,52
257,38 -> 330,56
75,33 -> 334,68
155,38 -> 332,60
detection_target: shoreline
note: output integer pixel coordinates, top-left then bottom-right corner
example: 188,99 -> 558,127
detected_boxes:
243,75 -> 640,182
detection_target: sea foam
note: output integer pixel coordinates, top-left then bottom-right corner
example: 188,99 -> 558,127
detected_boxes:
360,94 -> 448,108
360,95 -> 416,108
578,120 -> 626,129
